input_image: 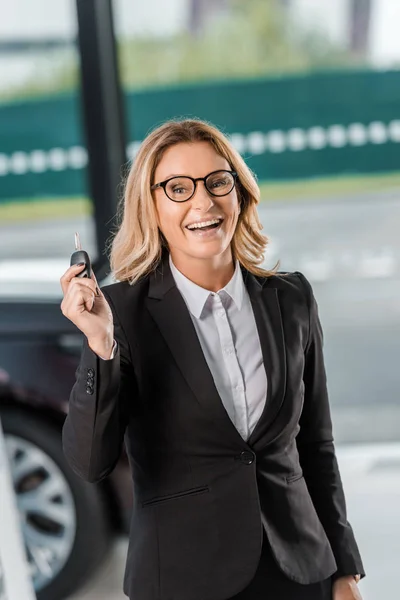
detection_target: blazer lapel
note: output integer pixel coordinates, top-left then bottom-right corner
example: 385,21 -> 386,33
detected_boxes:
243,271 -> 287,446
145,257 -> 244,445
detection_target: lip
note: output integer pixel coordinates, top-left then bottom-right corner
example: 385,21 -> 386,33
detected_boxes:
184,217 -> 224,230
185,219 -> 224,238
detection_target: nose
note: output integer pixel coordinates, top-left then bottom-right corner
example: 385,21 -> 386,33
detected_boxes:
191,181 -> 214,212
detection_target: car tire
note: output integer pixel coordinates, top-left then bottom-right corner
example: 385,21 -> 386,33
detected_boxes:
1,407 -> 113,600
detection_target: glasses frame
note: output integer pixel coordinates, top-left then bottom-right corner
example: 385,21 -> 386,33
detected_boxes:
151,169 -> 238,203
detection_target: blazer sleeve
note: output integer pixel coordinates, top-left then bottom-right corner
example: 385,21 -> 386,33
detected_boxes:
295,271 -> 365,581
62,288 -> 136,483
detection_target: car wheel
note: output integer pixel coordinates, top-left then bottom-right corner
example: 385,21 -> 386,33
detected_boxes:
1,408 -> 113,600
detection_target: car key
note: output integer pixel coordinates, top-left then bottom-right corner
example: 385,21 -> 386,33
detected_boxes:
70,232 -> 92,279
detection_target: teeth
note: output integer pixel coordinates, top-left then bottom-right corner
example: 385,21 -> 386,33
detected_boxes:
187,218 -> 221,230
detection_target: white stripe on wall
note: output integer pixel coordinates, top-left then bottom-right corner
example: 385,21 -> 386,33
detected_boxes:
0,146 -> 88,177
1,120 -> 400,176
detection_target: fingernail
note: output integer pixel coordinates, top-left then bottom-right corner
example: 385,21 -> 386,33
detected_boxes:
77,263 -> 85,266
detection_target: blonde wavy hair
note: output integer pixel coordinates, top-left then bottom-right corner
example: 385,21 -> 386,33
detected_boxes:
108,118 -> 279,284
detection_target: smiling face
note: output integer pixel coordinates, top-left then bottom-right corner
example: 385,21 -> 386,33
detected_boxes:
153,141 -> 240,268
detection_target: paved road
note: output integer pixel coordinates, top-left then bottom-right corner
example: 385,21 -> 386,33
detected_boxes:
1,189 -> 400,274
1,191 -> 399,443
68,443 -> 400,600
258,189 -> 400,280
0,190 -> 399,285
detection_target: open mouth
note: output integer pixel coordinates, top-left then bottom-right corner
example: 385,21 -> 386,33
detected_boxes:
185,218 -> 224,233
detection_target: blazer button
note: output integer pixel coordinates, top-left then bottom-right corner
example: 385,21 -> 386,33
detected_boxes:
86,385 -> 93,395
239,450 -> 255,465
87,368 -> 94,376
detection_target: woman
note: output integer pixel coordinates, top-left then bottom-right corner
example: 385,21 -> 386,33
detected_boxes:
60,119 -> 365,600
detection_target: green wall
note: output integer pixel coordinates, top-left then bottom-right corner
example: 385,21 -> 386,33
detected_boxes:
1,69 -> 399,202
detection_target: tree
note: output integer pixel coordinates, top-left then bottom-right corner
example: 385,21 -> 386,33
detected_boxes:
2,0 -> 358,100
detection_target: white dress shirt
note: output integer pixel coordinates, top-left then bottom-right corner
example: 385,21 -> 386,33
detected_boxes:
169,256 -> 267,441
97,339 -> 117,360
99,258 -> 268,441
98,339 -> 117,360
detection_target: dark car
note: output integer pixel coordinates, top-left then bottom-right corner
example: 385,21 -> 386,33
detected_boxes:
0,293 -> 132,600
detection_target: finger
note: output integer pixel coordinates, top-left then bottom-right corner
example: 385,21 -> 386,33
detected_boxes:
69,277 -> 97,296
60,264 -> 87,296
61,287 -> 89,318
84,290 -> 96,312
68,288 -> 96,315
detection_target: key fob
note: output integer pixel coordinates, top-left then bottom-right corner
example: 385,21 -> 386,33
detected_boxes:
70,250 -> 92,279
71,232 -> 92,278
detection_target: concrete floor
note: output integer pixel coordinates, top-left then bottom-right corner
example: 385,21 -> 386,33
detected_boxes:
69,443 -> 400,600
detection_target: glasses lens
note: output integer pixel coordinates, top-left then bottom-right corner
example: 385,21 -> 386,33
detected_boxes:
165,177 -> 195,202
205,171 -> 235,196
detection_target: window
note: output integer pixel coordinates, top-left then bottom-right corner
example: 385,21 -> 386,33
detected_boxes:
0,0 -> 96,298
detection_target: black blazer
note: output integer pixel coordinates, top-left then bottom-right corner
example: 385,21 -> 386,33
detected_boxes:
62,257 -> 365,600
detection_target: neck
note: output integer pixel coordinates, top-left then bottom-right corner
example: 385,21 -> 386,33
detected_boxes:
170,249 -> 235,292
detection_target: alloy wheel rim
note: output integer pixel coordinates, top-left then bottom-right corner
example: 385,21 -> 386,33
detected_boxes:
5,434 -> 77,592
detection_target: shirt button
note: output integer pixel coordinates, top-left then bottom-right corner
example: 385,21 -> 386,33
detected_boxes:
217,310 -> 224,317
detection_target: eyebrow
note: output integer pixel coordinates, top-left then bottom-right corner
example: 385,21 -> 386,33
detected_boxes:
159,169 -> 229,181
160,174 -> 186,180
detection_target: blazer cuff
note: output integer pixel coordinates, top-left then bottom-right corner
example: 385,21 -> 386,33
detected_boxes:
332,571 -> 366,582
330,538 -> 366,581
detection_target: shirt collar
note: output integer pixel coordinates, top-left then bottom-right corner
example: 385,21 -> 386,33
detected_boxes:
169,254 -> 244,319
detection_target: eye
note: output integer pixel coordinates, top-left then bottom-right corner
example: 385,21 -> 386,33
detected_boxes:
208,173 -> 232,190
167,177 -> 193,197
210,177 -> 228,188
172,185 -> 189,194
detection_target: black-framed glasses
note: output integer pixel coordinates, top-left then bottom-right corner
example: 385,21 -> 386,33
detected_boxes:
151,169 -> 238,203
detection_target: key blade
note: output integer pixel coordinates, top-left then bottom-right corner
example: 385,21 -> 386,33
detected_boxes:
74,232 -> 82,251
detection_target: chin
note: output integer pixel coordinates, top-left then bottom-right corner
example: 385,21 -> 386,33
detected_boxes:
186,241 -> 229,261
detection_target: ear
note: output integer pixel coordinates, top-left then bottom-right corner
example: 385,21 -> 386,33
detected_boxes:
235,180 -> 243,213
